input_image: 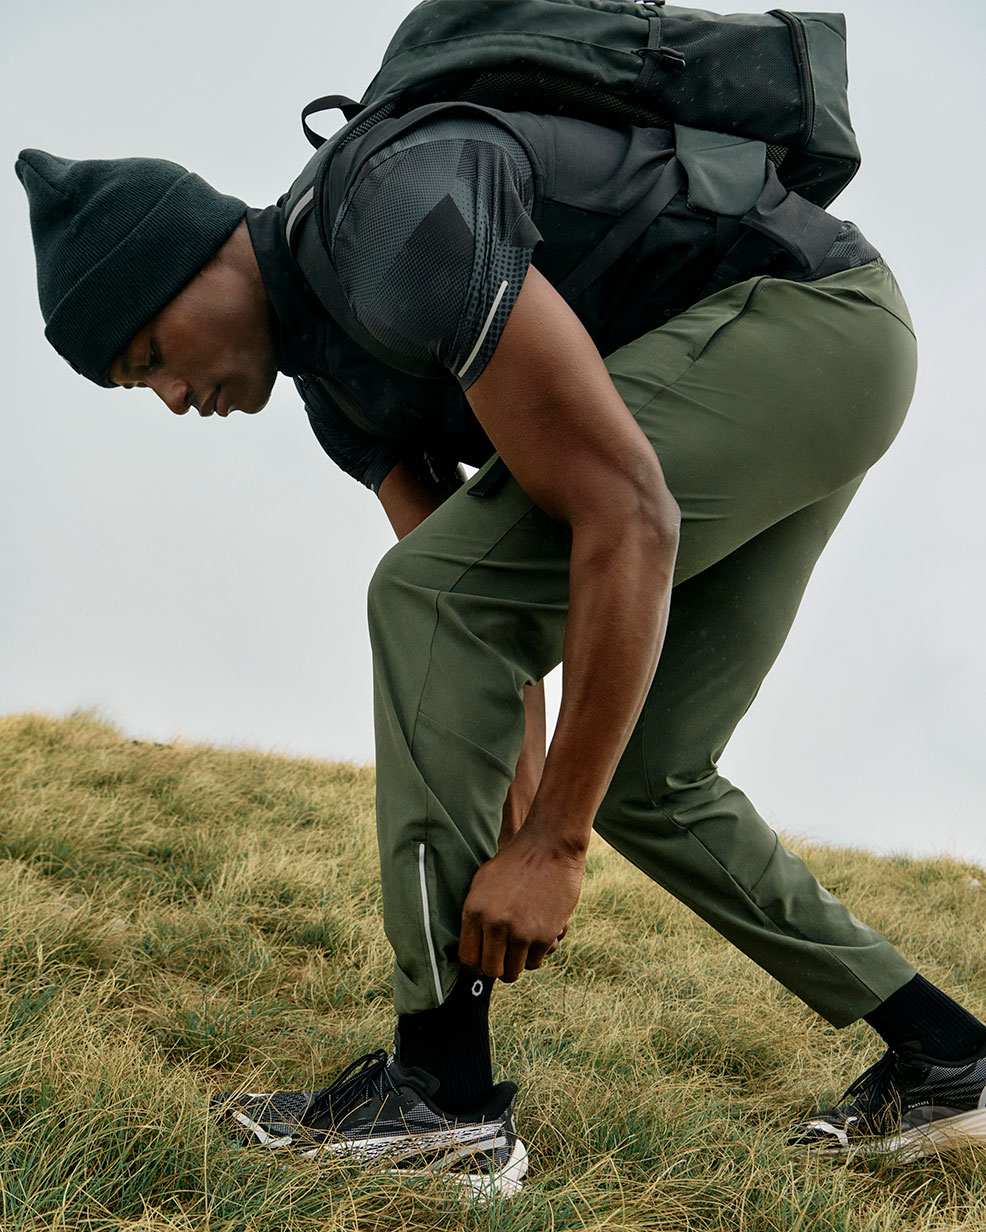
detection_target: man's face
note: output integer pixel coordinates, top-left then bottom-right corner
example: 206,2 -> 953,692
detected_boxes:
109,241 -> 277,418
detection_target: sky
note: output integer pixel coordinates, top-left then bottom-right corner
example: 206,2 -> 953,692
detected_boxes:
2,0 -> 984,866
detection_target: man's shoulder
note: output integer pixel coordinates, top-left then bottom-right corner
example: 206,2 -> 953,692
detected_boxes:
326,104 -> 537,209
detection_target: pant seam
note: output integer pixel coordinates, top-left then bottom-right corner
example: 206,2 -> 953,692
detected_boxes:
401,488 -> 541,1001
616,278 -> 768,429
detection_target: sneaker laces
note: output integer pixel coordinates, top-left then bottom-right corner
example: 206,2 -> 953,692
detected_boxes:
306,1050 -> 399,1124
837,1048 -> 911,1129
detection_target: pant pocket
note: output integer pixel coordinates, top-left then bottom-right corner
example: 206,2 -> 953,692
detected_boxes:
605,275 -> 768,411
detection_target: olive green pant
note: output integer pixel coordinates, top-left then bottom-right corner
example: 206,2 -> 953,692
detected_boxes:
368,259 -> 919,1023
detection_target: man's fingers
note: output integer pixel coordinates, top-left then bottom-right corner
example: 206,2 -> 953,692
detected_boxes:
524,941 -> 552,971
458,916 -> 482,972
477,925 -> 507,980
461,928 -> 560,982
502,941 -> 531,983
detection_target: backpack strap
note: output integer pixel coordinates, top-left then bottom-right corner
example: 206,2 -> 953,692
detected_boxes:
702,163 -> 844,296
301,95 -> 364,148
741,163 -> 844,274
293,97 -> 691,334
556,156 -> 686,302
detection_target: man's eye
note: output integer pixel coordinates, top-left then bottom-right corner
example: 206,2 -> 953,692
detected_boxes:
147,343 -> 162,371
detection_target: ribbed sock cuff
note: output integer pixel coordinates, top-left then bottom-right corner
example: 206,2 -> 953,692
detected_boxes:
396,970 -> 494,1114
864,973 -> 986,1061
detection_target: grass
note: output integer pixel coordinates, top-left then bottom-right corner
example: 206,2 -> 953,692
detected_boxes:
1,710 -> 985,1231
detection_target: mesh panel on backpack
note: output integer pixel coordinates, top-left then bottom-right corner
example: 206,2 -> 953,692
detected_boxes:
640,16 -> 805,144
766,143 -> 788,169
826,222 -> 878,270
336,100 -> 398,153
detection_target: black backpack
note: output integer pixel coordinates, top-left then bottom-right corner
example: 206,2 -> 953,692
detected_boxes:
302,0 -> 859,207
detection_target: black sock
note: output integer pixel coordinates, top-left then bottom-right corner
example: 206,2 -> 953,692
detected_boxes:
864,973 -> 986,1061
396,970 -> 494,1114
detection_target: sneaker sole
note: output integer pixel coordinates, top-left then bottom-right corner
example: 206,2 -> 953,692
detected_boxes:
808,1107 -> 986,1162
229,1107 -> 528,1198
443,1136 -> 529,1202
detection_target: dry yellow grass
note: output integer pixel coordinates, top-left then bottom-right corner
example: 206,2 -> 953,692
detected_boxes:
1,710 -> 985,1231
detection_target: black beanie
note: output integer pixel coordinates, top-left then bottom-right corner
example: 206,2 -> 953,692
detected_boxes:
15,148 -> 247,387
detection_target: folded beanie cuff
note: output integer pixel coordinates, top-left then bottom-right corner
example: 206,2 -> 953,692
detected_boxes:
44,171 -> 246,386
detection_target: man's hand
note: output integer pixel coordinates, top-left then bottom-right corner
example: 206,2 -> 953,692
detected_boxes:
458,827 -> 584,982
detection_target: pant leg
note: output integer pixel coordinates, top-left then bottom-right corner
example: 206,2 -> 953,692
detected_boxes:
594,484 -> 916,1027
367,259 -> 918,1015
369,473 -> 571,1013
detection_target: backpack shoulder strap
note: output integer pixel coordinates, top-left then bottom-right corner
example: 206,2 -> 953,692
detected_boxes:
556,156 -> 685,302
289,99 -> 696,355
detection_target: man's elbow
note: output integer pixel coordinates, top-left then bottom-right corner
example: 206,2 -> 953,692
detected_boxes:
575,455 -> 680,560
625,454 -> 681,552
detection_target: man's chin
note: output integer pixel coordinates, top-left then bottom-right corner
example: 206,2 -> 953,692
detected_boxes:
230,373 -> 276,416
248,368 -> 279,414
244,389 -> 273,415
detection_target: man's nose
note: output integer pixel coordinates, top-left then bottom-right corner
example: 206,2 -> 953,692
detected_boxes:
146,371 -> 192,415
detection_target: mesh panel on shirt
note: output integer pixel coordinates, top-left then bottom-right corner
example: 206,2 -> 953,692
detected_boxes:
825,221 -> 879,270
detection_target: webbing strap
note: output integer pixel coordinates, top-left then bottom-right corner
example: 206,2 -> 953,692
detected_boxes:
555,157 -> 685,302
740,164 -> 843,272
701,164 -> 845,297
302,95 -> 364,149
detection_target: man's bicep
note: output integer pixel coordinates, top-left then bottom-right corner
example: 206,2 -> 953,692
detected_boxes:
465,266 -> 668,529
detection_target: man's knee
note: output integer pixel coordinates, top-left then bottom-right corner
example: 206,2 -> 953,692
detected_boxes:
367,536 -> 417,642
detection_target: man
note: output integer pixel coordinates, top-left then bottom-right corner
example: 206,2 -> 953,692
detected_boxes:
15,50 -> 986,1197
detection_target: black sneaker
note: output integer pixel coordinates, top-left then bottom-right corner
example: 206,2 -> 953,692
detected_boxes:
794,1041 -> 986,1160
213,1049 -> 528,1200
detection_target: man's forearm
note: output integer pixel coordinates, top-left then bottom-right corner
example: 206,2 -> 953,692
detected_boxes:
458,509 -> 678,983
500,680 -> 547,847
524,515 -> 678,855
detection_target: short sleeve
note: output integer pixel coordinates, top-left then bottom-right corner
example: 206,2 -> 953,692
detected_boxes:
331,116 -> 541,389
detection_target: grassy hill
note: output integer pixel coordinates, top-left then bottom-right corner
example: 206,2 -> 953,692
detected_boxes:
1,711 -> 985,1232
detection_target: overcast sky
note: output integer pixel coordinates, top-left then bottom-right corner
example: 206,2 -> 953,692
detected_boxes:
3,1 -> 984,866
